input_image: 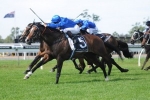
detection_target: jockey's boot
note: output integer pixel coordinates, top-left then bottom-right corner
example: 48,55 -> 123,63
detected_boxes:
66,31 -> 73,38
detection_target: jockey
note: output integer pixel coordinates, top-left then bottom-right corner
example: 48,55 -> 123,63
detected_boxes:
44,15 -> 81,50
44,15 -> 80,36
144,21 -> 150,34
74,19 -> 98,35
141,21 -> 150,47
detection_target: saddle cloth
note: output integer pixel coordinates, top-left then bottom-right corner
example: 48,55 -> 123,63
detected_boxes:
72,35 -> 88,52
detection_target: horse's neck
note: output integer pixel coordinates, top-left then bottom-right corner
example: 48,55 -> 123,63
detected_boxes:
42,30 -> 64,46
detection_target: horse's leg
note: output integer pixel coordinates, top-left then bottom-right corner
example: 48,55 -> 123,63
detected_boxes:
141,52 -> 150,70
72,58 -> 84,74
100,58 -> 112,76
144,66 -> 150,70
87,64 -> 98,74
110,58 -> 129,72
86,56 -> 99,74
56,57 -> 64,84
24,55 -> 41,74
84,53 -> 108,81
142,52 -> 150,70
24,54 -> 52,79
100,54 -> 112,80
85,57 -> 98,74
50,65 -> 57,72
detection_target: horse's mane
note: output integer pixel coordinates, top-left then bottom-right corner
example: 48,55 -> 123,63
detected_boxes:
47,26 -> 61,32
135,29 -> 144,36
34,22 -> 60,33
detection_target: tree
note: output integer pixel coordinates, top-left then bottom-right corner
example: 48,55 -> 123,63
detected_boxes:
128,22 -> 145,35
4,27 -> 20,43
4,36 -> 13,43
0,35 -> 4,43
11,27 -> 20,39
78,9 -> 100,22
112,31 -> 119,38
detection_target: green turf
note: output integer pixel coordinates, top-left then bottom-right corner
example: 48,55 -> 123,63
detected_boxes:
0,58 -> 150,100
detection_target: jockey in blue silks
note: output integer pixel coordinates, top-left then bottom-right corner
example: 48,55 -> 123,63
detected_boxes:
74,19 -> 98,35
44,15 -> 81,50
45,15 -> 80,35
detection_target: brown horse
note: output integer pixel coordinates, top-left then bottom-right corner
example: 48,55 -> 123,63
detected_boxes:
86,33 -> 133,73
20,22 -> 131,76
25,23 -> 113,84
19,22 -> 85,75
130,30 -> 150,70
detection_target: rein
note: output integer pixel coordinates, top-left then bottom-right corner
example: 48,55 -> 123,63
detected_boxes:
135,32 -> 143,41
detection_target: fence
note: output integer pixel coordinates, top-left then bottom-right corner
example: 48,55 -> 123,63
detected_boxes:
0,43 -> 145,60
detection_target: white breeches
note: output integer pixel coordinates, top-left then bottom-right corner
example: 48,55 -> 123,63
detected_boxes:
63,25 -> 80,34
87,27 -> 98,35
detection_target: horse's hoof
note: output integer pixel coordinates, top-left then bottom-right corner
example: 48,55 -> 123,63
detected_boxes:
23,76 -> 29,79
86,70 -> 91,74
50,69 -> 55,72
141,68 -> 144,70
121,69 -> 129,72
93,69 -> 97,73
105,76 -> 109,81
144,68 -> 149,71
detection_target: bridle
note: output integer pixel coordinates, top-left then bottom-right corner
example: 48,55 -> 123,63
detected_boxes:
132,31 -> 144,41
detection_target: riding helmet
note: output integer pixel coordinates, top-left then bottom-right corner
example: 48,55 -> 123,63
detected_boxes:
74,19 -> 83,24
146,21 -> 150,26
51,15 -> 61,23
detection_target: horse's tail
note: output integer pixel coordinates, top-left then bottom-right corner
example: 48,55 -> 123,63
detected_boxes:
104,42 -> 123,60
117,40 -> 134,58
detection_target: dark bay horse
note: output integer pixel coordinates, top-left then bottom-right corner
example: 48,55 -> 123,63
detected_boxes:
25,23 -> 113,84
87,33 -> 133,73
20,22 -> 131,77
130,30 -> 150,70
19,22 -> 85,75
20,22 -> 132,77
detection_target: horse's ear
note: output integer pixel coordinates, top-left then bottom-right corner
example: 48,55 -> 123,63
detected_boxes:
137,29 -> 140,32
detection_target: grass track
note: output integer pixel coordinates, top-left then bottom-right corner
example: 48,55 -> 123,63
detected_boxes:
0,58 -> 150,100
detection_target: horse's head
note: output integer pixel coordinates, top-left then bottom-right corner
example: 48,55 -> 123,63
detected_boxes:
130,30 -> 144,45
25,23 -> 63,45
25,22 -> 43,44
19,23 -> 33,44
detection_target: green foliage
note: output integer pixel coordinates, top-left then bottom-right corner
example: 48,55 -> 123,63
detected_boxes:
129,22 -> 145,35
0,58 -> 150,100
0,35 -> 4,43
112,31 -> 119,37
2,27 -> 20,43
79,9 -> 100,22
4,36 -> 13,43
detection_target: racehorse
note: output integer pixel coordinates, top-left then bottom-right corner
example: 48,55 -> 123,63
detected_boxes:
86,33 -> 133,73
25,23 -> 113,84
20,22 -> 132,76
130,30 -> 150,70
19,22 -> 85,75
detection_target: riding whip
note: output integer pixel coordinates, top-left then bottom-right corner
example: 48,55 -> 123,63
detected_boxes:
30,8 -> 45,23
74,13 -> 83,20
